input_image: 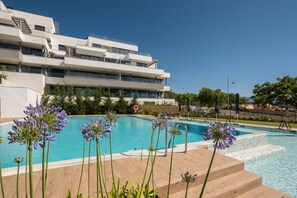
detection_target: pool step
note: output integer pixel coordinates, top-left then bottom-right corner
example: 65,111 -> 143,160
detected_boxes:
225,144 -> 285,162
237,185 -> 293,198
167,171 -> 262,198
154,148 -> 244,197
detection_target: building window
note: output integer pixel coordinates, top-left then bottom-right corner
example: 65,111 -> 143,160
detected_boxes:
136,62 -> 148,67
21,66 -> 42,74
92,43 -> 101,48
21,47 -> 43,57
58,45 -> 66,51
0,43 -> 20,50
0,63 -> 18,72
112,47 -> 131,55
48,68 -> 65,78
35,25 -> 45,32
105,58 -> 117,63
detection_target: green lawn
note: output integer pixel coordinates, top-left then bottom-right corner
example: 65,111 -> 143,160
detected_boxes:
187,116 -> 297,129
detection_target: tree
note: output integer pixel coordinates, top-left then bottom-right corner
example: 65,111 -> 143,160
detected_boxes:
60,86 -> 66,110
52,84 -> 61,107
75,89 -> 85,115
93,87 -> 102,114
198,87 -> 215,108
164,91 -> 177,99
128,94 -> 138,114
274,76 -> 297,109
42,85 -> 50,104
251,76 -> 297,109
213,89 -> 228,107
251,82 -> 274,108
115,90 -> 128,114
240,97 -> 250,106
102,90 -> 113,113
84,88 -> 93,114
65,86 -> 76,115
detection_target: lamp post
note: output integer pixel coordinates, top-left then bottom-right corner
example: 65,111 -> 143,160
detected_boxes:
227,77 -> 235,122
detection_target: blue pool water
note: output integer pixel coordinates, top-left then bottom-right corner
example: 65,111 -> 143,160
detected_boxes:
0,116 -> 248,168
244,129 -> 297,197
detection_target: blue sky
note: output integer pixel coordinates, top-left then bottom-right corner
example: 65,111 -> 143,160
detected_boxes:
5,0 -> 297,97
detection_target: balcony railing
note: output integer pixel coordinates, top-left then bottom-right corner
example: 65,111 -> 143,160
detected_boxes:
89,34 -> 137,46
64,73 -> 164,85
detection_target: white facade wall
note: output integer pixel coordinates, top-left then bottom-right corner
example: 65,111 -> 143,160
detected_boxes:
110,97 -> 175,105
51,34 -> 87,50
9,9 -> 56,33
0,1 -> 173,117
0,86 -> 41,118
88,36 -> 138,51
1,72 -> 45,93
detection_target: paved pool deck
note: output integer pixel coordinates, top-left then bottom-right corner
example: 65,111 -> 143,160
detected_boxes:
1,147 -> 292,198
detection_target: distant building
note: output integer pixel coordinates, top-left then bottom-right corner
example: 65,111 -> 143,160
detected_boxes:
0,1 -> 173,117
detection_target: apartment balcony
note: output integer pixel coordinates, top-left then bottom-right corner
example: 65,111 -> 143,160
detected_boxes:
76,45 -> 106,57
47,75 -> 165,91
64,56 -> 170,78
0,9 -> 14,26
161,86 -> 171,92
0,48 -> 22,63
22,54 -> 64,67
0,25 -> 22,42
30,29 -> 51,40
126,53 -> 152,63
45,76 -> 65,85
51,49 -> 66,58
0,25 -> 49,50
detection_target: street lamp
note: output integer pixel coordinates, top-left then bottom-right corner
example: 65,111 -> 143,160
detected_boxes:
227,77 -> 235,122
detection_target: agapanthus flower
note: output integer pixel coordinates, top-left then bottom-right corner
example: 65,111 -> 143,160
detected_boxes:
7,100 -> 68,150
81,119 -> 111,141
25,101 -> 68,134
203,121 -> 236,149
15,157 -> 24,163
169,126 -> 182,136
181,171 -> 197,184
106,113 -> 118,127
152,118 -> 168,130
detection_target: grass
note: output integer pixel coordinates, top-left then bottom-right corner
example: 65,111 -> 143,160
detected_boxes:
186,116 -> 297,129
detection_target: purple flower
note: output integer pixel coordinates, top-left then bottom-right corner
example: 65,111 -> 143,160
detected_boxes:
105,113 -> 118,127
203,121 -> 236,150
7,100 -> 68,150
81,119 -> 113,141
152,118 -> 168,130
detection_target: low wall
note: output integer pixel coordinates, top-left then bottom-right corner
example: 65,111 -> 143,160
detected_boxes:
0,86 -> 42,118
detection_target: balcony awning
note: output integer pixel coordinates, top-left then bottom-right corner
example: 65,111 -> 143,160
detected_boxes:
76,45 -> 106,57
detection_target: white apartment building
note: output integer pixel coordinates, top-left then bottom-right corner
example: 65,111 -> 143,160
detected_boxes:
0,1 -> 173,117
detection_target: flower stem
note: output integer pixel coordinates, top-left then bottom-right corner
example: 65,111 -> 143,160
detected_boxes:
148,128 -> 161,196
109,132 -> 116,192
167,135 -> 175,198
29,145 -> 34,198
45,140 -> 51,188
88,141 -> 91,198
77,139 -> 86,197
42,138 -> 46,198
96,139 -> 104,198
16,162 -> 20,198
0,159 -> 5,198
25,146 -> 28,198
185,183 -> 189,198
199,140 -> 218,198
138,129 -> 155,198
99,153 -> 108,198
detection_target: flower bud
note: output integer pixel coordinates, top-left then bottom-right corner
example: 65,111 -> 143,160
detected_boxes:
15,157 -> 24,163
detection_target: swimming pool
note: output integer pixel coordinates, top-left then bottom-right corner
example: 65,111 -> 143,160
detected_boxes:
244,128 -> 297,197
0,116 -> 249,168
